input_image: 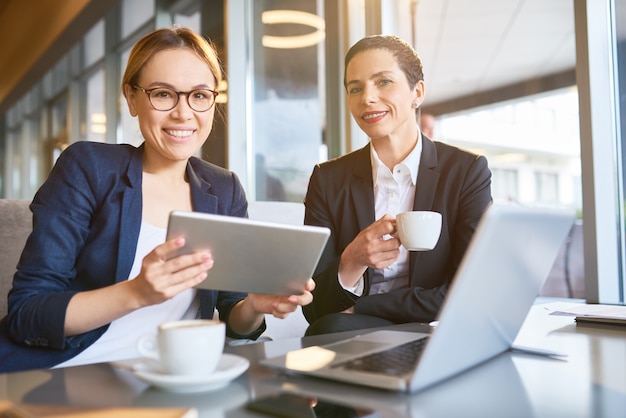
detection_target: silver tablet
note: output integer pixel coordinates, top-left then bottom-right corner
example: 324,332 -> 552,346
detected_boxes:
166,211 -> 330,295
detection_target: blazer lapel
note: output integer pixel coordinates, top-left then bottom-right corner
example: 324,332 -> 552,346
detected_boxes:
117,145 -> 144,282
115,151 -> 218,283
350,144 -> 376,231
413,137 -> 440,211
187,162 -> 218,213
410,137 -> 440,277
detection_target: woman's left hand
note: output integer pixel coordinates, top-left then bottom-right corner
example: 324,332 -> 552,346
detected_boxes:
247,278 -> 315,319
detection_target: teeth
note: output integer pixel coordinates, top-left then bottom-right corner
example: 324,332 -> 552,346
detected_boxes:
166,129 -> 193,137
363,112 -> 385,120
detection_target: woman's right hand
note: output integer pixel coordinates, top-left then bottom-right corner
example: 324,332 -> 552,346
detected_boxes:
130,237 -> 213,307
65,237 -> 212,336
338,214 -> 401,287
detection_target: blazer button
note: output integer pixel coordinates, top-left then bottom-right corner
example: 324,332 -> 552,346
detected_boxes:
24,337 -> 49,347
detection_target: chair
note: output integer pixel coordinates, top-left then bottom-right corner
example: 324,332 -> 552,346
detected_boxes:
247,201 -> 310,340
247,200 -> 305,226
0,200 -> 32,318
540,220 -> 585,299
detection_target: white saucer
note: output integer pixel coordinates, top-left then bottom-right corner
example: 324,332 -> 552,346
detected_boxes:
132,353 -> 249,393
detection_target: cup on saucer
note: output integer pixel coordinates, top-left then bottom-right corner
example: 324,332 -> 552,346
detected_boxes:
137,319 -> 225,376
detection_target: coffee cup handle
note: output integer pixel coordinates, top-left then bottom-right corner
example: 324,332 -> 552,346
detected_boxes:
136,335 -> 159,360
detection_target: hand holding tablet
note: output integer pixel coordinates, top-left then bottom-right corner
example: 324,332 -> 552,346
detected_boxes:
166,211 -> 330,295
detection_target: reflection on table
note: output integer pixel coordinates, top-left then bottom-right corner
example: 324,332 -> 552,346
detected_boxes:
0,302 -> 624,418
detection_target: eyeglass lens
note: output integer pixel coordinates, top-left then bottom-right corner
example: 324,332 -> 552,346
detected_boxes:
148,88 -> 216,111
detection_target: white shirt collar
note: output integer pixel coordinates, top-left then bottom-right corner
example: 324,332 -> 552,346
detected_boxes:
370,127 -> 423,186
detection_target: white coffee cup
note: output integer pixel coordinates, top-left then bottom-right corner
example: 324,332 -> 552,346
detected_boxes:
396,211 -> 442,251
136,319 -> 225,376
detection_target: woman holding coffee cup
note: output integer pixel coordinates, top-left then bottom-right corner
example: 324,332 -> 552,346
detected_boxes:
0,27 -> 314,373
303,35 -> 492,335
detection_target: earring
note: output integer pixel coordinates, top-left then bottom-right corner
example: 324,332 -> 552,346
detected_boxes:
412,102 -> 418,108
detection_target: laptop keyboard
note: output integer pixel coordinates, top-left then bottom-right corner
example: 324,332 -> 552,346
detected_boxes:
334,336 -> 429,376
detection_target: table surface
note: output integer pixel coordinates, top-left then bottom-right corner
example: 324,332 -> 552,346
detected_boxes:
1,300 -> 625,418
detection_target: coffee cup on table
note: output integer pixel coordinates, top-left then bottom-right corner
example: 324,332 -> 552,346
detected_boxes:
395,211 -> 442,251
136,319 -> 225,376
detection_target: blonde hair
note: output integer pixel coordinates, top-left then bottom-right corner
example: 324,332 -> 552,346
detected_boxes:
122,27 -> 223,97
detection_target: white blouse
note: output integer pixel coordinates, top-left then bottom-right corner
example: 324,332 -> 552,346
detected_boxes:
54,221 -> 199,368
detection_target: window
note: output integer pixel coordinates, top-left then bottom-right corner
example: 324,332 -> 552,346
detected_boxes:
228,0 -> 327,202
121,0 -> 154,38
439,89 -> 581,211
86,69 -> 106,143
491,168 -> 519,203
575,0 -> 625,303
118,48 -> 142,146
83,20 -> 105,68
535,172 -> 559,205
172,0 -> 200,30
616,0 -> 626,302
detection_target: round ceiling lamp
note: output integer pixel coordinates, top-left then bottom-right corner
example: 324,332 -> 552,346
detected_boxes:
261,10 -> 326,49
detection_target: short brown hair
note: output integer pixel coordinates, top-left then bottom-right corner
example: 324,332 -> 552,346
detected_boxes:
343,35 -> 424,91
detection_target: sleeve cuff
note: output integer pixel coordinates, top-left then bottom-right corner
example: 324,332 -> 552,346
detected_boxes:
338,273 -> 364,296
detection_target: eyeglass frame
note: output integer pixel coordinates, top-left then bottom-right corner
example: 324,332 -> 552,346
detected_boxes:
132,85 -> 219,112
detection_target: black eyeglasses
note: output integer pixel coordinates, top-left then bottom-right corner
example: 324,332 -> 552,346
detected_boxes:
133,85 -> 219,112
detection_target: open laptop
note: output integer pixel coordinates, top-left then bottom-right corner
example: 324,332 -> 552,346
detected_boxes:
166,211 -> 330,295
261,205 -> 575,392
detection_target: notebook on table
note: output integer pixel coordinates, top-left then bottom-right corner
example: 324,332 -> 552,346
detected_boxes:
166,211 -> 330,295
261,205 -> 575,392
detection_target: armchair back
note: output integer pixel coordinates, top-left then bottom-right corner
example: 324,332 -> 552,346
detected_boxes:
0,199 -> 31,318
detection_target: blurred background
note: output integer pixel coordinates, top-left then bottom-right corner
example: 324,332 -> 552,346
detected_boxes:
1,0 -> 624,303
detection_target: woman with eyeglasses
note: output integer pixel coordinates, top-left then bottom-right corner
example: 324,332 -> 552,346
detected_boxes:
0,27 -> 314,372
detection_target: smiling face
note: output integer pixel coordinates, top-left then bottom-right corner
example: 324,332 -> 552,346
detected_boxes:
124,48 -> 217,167
345,48 -> 424,145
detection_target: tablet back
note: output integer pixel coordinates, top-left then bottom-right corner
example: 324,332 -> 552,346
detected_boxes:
166,211 -> 330,295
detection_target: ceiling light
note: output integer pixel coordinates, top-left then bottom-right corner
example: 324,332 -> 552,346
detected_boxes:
261,10 -> 325,49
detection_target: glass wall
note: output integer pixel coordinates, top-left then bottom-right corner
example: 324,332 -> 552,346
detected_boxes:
575,0 -> 625,304
617,0 -> 626,302
0,0 -> 624,303
82,20 -> 107,144
1,0 -> 330,203
118,49 -> 143,147
438,88 -> 582,212
249,0 -> 327,202
121,0 -> 155,38
226,0 -> 330,202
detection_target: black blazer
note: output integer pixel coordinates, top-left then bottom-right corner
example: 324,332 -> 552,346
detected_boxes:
303,136 -> 492,324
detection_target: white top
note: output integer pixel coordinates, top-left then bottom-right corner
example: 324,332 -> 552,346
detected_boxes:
54,221 -> 199,368
341,128 -> 422,296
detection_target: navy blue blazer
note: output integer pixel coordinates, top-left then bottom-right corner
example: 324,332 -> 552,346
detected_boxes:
303,136 -> 492,324
0,141 -> 264,372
